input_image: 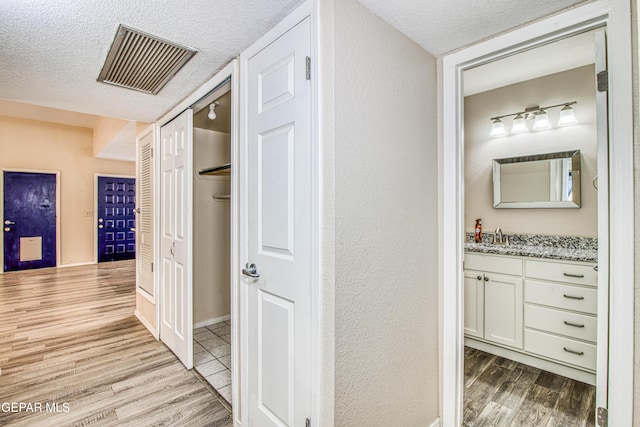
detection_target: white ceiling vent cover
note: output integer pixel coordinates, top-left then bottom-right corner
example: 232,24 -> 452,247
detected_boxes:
98,25 -> 197,95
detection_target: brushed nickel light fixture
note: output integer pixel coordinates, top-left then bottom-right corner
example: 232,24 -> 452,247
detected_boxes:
489,101 -> 577,137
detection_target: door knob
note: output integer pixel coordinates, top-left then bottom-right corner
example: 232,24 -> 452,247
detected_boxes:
4,227 -> 10,232
98,225 -> 104,229
242,263 -> 260,278
4,220 -> 15,225
98,218 -> 104,223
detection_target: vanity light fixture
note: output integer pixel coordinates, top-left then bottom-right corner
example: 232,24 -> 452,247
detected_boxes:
489,101 -> 577,137
489,118 -> 507,137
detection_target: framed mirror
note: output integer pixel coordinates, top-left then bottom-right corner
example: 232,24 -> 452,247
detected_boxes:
493,150 -> 581,208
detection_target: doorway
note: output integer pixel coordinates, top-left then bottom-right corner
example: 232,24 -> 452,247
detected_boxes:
96,175 -> 136,263
441,1 -> 634,426
3,170 -> 59,272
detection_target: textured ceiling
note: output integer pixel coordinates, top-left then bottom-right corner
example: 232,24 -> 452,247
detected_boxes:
0,0 -> 303,123
357,0 -> 587,56
1,0 -> 590,126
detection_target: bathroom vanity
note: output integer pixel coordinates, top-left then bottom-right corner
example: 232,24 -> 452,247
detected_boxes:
464,237 -> 598,385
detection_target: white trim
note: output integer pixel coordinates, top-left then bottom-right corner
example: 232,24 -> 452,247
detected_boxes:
136,285 -> 154,303
239,2 -> 319,426
193,315 -> 231,329
428,418 -> 442,427
58,261 -> 96,268
93,173 -> 136,264
1,168 -> 61,272
440,1 -> 633,426
135,309 -> 158,338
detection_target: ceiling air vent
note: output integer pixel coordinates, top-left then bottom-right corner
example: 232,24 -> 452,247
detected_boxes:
98,24 -> 197,95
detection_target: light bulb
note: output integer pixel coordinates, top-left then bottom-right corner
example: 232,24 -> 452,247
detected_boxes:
208,103 -> 217,120
511,114 -> 528,134
489,118 -> 506,137
557,104 -> 577,127
532,110 -> 551,131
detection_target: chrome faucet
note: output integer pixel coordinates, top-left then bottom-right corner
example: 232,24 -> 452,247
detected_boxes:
493,227 -> 508,245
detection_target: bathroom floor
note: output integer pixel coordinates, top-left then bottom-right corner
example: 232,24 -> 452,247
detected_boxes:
463,347 -> 595,427
193,321 -> 232,405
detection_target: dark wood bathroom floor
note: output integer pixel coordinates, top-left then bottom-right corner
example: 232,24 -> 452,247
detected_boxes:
463,347 -> 595,427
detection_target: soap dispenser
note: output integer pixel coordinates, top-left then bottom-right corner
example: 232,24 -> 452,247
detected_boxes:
475,219 -> 482,243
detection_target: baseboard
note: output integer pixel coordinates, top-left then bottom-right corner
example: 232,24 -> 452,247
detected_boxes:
428,417 -> 442,427
194,315 -> 231,329
58,261 -> 96,268
135,310 -> 158,340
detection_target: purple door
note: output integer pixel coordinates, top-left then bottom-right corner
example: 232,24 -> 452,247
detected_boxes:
3,171 -> 57,272
97,176 -> 136,262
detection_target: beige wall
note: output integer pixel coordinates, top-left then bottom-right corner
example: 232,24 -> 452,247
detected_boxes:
332,0 -> 439,424
0,115 -> 134,266
93,116 -> 129,157
464,65 -> 598,237
193,128 -> 231,325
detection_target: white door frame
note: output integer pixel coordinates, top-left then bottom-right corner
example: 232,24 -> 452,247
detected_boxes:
93,173 -> 136,264
239,1 -> 321,425
156,60 -> 241,424
0,168 -> 61,272
440,1 -> 634,426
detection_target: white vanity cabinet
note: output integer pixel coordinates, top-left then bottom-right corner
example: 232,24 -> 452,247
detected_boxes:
523,258 -> 598,371
464,251 -> 597,384
464,253 -> 523,349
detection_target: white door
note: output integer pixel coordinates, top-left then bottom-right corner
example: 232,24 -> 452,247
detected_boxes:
136,126 -> 154,298
159,110 -> 193,369
483,273 -> 523,349
594,28 -> 610,416
244,16 -> 312,426
463,271 -> 484,338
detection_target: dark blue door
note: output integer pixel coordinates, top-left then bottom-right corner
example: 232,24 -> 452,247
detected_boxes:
97,176 -> 136,262
3,172 -> 57,272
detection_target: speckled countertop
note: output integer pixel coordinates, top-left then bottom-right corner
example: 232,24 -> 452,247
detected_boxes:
464,233 -> 597,263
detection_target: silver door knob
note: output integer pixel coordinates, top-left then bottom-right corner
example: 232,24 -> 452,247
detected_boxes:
4,220 -> 15,225
242,263 -> 260,278
98,225 -> 104,229
4,227 -> 10,232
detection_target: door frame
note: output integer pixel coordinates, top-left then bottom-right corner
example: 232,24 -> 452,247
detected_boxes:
239,0 -> 321,425
440,1 -> 634,426
93,173 -> 136,264
0,168 -> 61,273
156,59 -> 241,423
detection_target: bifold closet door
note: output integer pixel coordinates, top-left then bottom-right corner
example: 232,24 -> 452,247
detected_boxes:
136,127 -> 154,297
159,110 -> 193,369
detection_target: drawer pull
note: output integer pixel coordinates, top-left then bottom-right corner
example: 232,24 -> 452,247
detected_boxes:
563,272 -> 585,278
563,347 -> 585,356
563,294 -> 585,300
563,320 -> 585,328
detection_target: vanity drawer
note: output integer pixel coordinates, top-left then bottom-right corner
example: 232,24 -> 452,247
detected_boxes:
525,280 -> 597,314
525,329 -> 596,371
525,304 -> 596,342
465,253 -> 522,276
525,259 -> 597,286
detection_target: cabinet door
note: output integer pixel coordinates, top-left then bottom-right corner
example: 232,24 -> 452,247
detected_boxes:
484,273 -> 523,349
464,271 -> 484,338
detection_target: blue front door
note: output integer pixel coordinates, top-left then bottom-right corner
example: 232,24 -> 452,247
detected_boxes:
97,176 -> 136,262
3,171 -> 57,272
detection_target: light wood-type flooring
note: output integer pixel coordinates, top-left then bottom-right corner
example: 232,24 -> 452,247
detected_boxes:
463,347 -> 595,427
0,261 -> 232,427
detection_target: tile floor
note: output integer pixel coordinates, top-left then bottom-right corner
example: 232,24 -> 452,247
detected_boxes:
193,320 -> 232,404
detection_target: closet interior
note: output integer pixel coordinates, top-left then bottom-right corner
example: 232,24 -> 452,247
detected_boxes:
191,81 -> 233,405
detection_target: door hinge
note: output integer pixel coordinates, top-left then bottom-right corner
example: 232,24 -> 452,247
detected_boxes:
597,70 -> 608,92
597,407 -> 608,427
305,418 -> 311,427
305,56 -> 311,80
151,262 -> 154,273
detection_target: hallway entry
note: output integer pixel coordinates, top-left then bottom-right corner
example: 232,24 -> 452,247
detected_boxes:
3,171 -> 57,272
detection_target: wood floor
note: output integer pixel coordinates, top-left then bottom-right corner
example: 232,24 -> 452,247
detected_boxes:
0,261 -> 232,427
463,347 -> 595,427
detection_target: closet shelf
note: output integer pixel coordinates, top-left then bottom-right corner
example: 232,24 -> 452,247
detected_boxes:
199,163 -> 231,176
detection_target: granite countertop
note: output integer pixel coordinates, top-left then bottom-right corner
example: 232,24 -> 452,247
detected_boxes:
464,242 -> 597,263
464,232 -> 598,263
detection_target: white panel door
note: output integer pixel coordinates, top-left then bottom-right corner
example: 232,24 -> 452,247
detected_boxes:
484,273 -> 523,349
463,271 -> 484,338
136,127 -> 154,297
244,16 -> 311,427
159,110 -> 193,369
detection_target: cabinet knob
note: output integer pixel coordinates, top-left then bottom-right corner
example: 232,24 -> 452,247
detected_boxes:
484,276 -> 489,282
477,275 -> 482,281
